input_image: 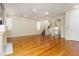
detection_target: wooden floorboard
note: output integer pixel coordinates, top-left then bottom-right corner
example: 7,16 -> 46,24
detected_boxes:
7,35 -> 79,56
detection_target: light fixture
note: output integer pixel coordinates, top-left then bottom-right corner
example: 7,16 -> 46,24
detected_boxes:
54,27 -> 59,30
73,5 -> 79,8
32,8 -> 37,12
32,8 -> 41,14
45,12 -> 49,15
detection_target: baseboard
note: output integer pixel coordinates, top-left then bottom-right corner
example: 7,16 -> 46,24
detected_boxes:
7,35 -> 65,40
7,34 -> 40,38
7,33 -> 40,38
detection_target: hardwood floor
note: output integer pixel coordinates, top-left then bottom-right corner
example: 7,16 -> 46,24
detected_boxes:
7,35 -> 79,56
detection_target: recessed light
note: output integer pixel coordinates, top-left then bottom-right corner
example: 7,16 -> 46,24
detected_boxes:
32,8 -> 37,12
74,5 -> 79,8
45,12 -> 49,15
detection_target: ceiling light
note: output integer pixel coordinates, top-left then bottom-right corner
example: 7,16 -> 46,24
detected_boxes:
45,12 -> 49,15
32,8 -> 37,12
74,5 -> 79,8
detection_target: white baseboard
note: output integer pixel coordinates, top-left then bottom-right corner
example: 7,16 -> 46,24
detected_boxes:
7,33 -> 40,38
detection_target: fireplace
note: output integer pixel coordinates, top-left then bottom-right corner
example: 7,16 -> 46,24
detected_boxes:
0,20 -> 2,24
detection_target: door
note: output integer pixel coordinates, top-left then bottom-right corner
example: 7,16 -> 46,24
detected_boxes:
65,8 -> 79,41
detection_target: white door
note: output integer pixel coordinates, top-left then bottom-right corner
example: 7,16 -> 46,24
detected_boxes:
65,8 -> 79,41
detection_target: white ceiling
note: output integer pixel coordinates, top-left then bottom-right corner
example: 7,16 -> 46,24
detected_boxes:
5,3 -> 79,19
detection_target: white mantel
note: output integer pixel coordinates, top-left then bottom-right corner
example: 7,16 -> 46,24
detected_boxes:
0,25 -> 5,32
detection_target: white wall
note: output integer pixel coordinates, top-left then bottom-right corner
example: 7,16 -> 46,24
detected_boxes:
65,8 -> 79,41
6,16 -> 40,37
6,14 -> 65,38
